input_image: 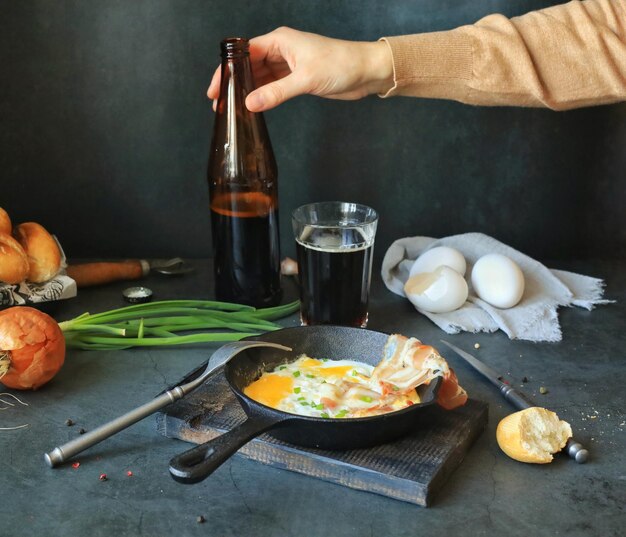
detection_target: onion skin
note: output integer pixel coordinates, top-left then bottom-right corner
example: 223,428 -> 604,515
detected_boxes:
0,306 -> 65,390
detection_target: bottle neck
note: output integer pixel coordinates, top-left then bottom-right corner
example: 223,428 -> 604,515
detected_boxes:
220,37 -> 250,60
209,37 -> 276,186
218,38 -> 254,101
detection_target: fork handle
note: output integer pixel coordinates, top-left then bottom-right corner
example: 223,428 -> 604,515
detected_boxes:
44,387 -> 185,468
67,260 -> 150,287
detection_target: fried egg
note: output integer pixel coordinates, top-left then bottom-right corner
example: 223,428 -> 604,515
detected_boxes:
243,354 -> 420,419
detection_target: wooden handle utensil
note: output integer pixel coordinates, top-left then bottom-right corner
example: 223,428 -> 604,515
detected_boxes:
66,261 -> 150,287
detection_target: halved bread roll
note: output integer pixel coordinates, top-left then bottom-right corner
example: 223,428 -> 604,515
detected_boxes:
13,222 -> 61,283
496,407 -> 572,464
0,207 -> 11,235
0,232 -> 29,284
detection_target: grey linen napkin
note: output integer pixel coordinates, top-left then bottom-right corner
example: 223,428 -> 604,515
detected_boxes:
381,233 -> 613,342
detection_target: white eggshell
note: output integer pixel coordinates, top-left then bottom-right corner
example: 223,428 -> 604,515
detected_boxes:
471,254 -> 525,309
404,266 -> 469,313
410,246 -> 467,277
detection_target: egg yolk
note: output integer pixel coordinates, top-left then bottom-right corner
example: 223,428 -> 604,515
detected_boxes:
244,374 -> 294,408
299,358 -> 322,368
296,358 -> 355,379
313,365 -> 354,379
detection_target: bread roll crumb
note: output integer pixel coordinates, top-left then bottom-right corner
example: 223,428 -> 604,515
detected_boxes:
496,407 -> 572,464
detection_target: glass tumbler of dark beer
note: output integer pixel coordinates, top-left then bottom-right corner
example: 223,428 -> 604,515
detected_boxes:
292,202 -> 378,327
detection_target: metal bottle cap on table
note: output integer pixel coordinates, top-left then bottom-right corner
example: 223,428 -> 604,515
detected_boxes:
122,286 -> 153,304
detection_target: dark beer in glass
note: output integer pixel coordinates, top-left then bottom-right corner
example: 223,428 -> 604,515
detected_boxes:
292,202 -> 378,327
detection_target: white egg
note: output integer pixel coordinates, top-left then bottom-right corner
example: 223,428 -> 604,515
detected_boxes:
404,266 -> 469,313
409,246 -> 467,277
471,254 -> 525,309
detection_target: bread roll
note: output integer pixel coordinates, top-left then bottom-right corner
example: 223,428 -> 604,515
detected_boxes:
13,222 -> 61,283
496,407 -> 572,464
0,207 -> 11,235
0,232 -> 29,284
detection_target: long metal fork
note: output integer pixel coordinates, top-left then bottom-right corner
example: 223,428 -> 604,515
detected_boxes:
44,341 -> 291,468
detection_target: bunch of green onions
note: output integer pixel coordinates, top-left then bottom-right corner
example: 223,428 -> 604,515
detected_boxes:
58,299 -> 300,350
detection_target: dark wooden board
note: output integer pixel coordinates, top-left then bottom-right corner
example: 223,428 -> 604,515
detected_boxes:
156,366 -> 487,507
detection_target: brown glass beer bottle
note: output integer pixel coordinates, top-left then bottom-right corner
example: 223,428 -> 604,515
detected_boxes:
208,38 -> 282,307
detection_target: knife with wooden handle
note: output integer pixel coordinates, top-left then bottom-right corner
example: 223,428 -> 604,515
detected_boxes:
66,260 -> 150,287
440,340 -> 589,463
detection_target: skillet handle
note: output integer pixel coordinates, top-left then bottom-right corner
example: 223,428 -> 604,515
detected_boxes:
168,416 -> 282,484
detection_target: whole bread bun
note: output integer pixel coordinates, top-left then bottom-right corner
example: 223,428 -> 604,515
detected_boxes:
0,207 -> 11,235
496,407 -> 572,464
0,232 -> 29,284
13,222 -> 61,283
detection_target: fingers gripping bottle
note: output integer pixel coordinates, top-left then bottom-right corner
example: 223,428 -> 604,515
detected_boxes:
208,38 -> 282,307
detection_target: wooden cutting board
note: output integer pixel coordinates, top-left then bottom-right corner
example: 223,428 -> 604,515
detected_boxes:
156,365 -> 487,507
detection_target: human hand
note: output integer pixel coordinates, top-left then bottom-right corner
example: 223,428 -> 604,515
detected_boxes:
207,27 -> 394,112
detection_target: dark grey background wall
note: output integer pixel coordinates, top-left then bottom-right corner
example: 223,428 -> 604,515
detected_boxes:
1,0 -> 624,262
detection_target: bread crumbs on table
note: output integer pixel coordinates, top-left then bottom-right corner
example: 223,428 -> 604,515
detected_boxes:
539,386 -> 548,394
196,516 -> 206,524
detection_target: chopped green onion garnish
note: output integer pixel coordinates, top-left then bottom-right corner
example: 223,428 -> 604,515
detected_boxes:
278,366 -> 287,371
300,401 -> 309,406
360,396 -> 373,403
392,385 -> 400,391
320,413 -> 329,418
297,396 -> 306,401
305,374 -> 315,379
352,370 -> 358,376
293,371 -> 301,378
294,387 -> 301,394
335,409 -> 349,418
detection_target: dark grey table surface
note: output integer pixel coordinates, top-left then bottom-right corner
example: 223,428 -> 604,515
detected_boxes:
1,260 -> 624,537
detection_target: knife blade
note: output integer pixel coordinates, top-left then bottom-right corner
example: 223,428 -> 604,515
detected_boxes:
439,340 -> 589,464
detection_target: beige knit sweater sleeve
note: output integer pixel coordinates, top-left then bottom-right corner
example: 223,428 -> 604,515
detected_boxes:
380,0 -> 626,110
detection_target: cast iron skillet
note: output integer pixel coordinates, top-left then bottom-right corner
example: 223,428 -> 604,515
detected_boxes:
169,325 -> 442,484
